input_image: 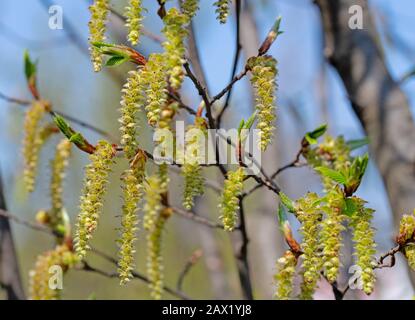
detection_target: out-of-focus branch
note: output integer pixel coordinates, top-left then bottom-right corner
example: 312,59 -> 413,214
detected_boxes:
0,174 -> 26,300
171,206 -> 225,229
176,249 -> 203,291
0,91 -> 117,142
81,259 -> 189,300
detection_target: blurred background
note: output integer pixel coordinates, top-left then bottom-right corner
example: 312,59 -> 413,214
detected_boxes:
0,0 -> 415,299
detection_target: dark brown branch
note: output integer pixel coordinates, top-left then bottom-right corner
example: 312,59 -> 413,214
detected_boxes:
211,68 -> 249,106
233,197 -> 253,299
183,62 -> 215,129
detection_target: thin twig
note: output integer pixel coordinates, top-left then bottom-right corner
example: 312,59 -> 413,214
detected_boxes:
211,68 -> 249,106
81,259 -> 189,300
183,62 -> 215,129
216,0 -> 242,127
176,249 -> 203,291
171,206 -> 225,229
0,209 -> 57,237
0,91 -> 116,142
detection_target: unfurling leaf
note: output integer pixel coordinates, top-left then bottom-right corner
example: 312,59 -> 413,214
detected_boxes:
315,167 -> 347,185
347,137 -> 369,151
279,192 -> 295,213
304,124 -> 327,145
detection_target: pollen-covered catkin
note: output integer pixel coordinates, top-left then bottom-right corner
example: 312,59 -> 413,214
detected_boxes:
219,167 -> 245,231
398,213 -> 415,243
214,0 -> 231,23
118,158 -> 145,284
125,0 -> 143,45
147,208 -> 172,300
274,250 -> 297,300
22,101 -> 47,192
162,8 -> 188,90
29,244 -> 79,300
88,0 -> 109,72
397,212 -> 415,271
140,53 -> 168,127
75,141 -> 114,259
350,197 -> 377,295
143,175 -> 162,231
404,245 -> 415,271
320,188 -> 346,283
49,139 -> 72,228
249,55 -> 278,151
182,0 -> 199,21
182,163 -> 204,210
296,193 -> 322,300
119,69 -> 144,159
182,122 -> 206,210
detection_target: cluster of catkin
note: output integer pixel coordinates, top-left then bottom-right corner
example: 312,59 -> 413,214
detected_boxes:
274,135 -> 377,299
21,0 -> 282,300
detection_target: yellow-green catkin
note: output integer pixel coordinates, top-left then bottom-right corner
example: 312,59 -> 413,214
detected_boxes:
219,167 -> 245,231
125,0 -> 144,45
88,0 -> 109,72
147,208 -> 172,300
140,53 -> 168,127
214,0 -> 231,23
182,163 -> 204,210
404,245 -> 415,271
182,122 -> 206,210
49,139 -> 72,229
162,8 -> 188,90
29,244 -> 79,300
118,154 -> 146,284
320,188 -> 346,283
350,197 -> 377,295
143,175 -> 163,231
398,212 -> 415,271
119,69 -> 144,159
22,101 -> 47,192
274,250 -> 297,300
182,0 -> 199,21
249,55 -> 278,151
75,141 -> 114,259
398,213 -> 415,243
296,192 -> 322,300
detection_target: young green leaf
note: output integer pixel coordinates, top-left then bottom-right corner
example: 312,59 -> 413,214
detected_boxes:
105,56 -> 128,67
347,138 -> 369,151
277,204 -> 288,228
237,119 -> 245,136
350,153 -> 369,181
315,167 -> 347,185
24,50 -> 37,82
304,124 -> 327,145
279,191 -> 295,213
244,111 -> 257,130
52,113 -> 74,139
343,197 -> 357,217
